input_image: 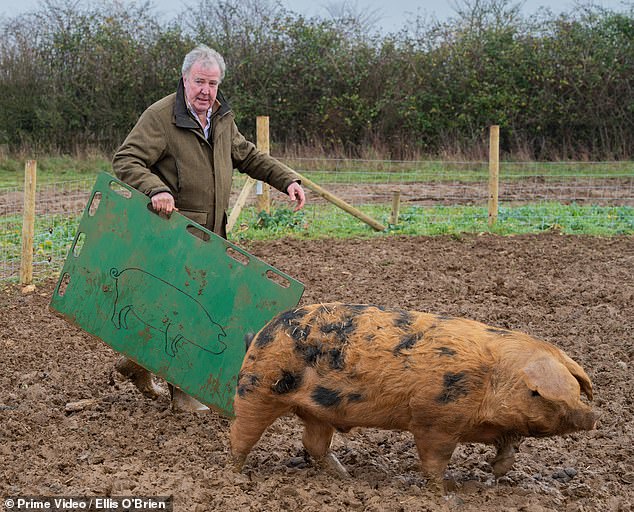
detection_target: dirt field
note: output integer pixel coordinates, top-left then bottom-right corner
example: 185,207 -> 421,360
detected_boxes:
1,234 -> 632,511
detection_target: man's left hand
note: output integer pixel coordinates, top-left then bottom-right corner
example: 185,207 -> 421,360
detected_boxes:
287,182 -> 306,211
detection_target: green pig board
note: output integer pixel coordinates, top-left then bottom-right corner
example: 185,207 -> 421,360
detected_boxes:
50,173 -> 304,417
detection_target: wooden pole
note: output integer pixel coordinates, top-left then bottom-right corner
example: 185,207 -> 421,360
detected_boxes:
256,116 -> 271,214
20,160 -> 37,285
226,177 -> 256,233
488,125 -> 500,227
295,172 -> 387,232
390,190 -> 401,225
227,116 -> 271,233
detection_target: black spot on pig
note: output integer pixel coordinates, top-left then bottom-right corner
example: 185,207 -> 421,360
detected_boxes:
436,372 -> 469,404
254,323 -> 277,349
394,310 -> 414,328
347,392 -> 363,403
394,332 -> 423,354
328,348 -> 345,370
237,372 -> 260,397
347,304 -> 370,314
294,342 -> 346,370
437,346 -> 456,357
488,328 -> 512,335
271,370 -> 303,394
312,386 -> 342,407
295,343 -> 323,366
288,324 -> 311,342
279,307 -> 308,325
320,317 -> 356,343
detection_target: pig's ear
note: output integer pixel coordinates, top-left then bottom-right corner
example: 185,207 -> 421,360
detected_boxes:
560,355 -> 593,401
522,358 -> 583,405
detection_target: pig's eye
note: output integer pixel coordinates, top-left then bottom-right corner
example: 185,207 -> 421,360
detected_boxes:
531,390 -> 541,397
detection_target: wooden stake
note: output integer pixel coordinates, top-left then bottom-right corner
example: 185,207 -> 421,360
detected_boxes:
20,160 -> 37,285
488,125 -> 500,226
256,116 -> 270,214
390,190 -> 401,225
296,172 -> 386,232
226,177 -> 256,233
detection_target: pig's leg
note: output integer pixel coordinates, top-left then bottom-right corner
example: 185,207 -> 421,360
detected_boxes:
491,436 -> 522,477
230,398 -> 287,471
413,430 -> 456,490
298,412 -> 349,478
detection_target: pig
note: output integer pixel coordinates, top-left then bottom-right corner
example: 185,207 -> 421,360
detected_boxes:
230,303 -> 596,488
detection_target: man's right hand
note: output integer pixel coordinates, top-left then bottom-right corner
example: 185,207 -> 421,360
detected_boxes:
151,192 -> 177,216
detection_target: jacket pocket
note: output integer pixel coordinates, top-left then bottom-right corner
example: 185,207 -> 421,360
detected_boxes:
178,209 -> 208,227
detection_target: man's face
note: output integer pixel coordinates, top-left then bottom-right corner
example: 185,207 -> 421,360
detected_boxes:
183,60 -> 222,117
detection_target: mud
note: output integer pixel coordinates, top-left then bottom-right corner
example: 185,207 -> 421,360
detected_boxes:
1,234 -> 632,511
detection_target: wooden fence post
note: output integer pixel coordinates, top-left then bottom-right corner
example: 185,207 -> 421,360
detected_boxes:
390,190 -> 401,225
488,125 -> 500,226
20,160 -> 37,286
256,116 -> 271,214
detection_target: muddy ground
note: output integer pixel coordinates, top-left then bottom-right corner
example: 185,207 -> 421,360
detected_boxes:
1,234 -> 632,511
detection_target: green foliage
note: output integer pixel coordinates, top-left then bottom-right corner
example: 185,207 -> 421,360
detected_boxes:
0,0 -> 632,158
228,203 -> 634,241
254,208 -> 306,232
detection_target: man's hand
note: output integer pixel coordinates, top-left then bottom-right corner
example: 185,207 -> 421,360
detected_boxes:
151,192 -> 177,216
287,182 -> 306,211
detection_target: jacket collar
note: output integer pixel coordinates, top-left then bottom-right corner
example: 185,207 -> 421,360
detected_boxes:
174,78 -> 231,129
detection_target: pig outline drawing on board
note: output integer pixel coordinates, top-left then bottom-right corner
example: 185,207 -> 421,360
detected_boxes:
110,267 -> 227,357
230,302 -> 597,490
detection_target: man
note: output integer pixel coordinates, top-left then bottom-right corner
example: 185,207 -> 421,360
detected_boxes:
112,44 -> 306,412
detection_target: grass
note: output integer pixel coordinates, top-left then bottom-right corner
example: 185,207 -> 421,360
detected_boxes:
2,156 -> 633,188
229,203 -> 634,243
1,154 -> 633,282
3,203 -> 631,281
0,155 -> 111,187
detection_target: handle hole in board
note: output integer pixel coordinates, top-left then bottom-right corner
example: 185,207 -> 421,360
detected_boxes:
57,273 -> 71,296
73,232 -> 86,257
226,247 -> 249,266
266,269 -> 290,288
88,192 -> 102,216
186,224 -> 210,241
109,181 -> 132,198
146,203 -> 181,223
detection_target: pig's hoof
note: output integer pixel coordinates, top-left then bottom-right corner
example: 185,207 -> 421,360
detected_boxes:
230,455 -> 246,473
171,388 -> 210,413
324,452 -> 350,479
423,478 -> 445,494
491,455 -> 515,477
115,357 -> 162,399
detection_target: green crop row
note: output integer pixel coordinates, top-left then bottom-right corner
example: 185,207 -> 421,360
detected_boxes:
2,203 -> 631,282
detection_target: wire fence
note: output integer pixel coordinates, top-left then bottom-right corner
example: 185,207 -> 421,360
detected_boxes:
1,160 -> 633,283
1,178 -> 95,283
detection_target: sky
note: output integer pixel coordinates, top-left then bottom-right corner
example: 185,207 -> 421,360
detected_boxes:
0,0 -> 631,32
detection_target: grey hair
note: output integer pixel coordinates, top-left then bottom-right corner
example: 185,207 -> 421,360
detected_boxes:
181,44 -> 226,82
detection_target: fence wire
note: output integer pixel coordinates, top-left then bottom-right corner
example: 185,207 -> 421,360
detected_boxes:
1,179 -> 93,283
1,162 -> 633,282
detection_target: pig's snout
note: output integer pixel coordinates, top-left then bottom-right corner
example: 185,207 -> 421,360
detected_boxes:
582,409 -> 598,431
568,408 -> 597,433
